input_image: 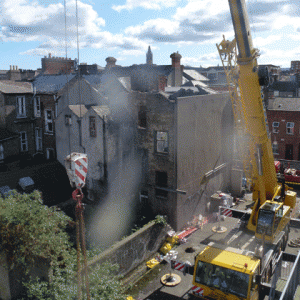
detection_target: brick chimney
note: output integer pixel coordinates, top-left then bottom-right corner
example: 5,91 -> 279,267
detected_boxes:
8,65 -> 21,81
170,52 -> 182,86
105,57 -> 117,69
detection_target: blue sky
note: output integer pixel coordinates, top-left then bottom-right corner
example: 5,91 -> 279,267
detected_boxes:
0,0 -> 300,71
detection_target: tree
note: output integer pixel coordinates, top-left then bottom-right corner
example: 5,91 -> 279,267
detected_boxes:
0,190 -> 126,300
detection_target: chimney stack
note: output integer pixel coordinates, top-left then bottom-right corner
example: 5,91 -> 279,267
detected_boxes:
170,51 -> 182,86
105,57 -> 117,69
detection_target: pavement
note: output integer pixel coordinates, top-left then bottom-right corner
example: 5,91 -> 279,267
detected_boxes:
126,194 -> 300,300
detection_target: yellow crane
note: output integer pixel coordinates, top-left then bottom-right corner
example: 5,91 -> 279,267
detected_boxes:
189,0 -> 297,299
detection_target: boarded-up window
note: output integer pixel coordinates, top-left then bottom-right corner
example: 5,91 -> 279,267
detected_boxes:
155,171 -> 168,198
90,116 -> 96,137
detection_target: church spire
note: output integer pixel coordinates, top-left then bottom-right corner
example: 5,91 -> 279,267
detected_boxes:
146,45 -> 153,65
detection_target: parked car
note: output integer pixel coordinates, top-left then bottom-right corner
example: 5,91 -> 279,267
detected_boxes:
17,177 -> 35,194
0,185 -> 13,198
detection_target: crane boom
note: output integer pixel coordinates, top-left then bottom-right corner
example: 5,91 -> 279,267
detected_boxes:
228,0 -> 296,232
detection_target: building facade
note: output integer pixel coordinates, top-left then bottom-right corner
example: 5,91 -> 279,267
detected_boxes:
267,98 -> 300,161
134,89 -> 233,230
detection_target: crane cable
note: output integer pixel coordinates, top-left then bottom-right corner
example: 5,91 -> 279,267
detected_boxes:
75,0 -> 90,298
64,0 -> 72,157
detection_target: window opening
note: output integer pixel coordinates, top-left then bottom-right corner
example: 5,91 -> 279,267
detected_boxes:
34,96 -> 41,117
89,116 -> 96,137
156,131 -> 168,153
272,122 -> 279,133
272,141 -> 279,155
46,148 -> 55,160
0,144 -> 4,160
65,115 -> 72,126
138,105 -> 147,128
45,110 -> 53,133
286,122 -> 294,135
35,128 -> 42,151
155,171 -> 168,198
20,132 -> 28,152
17,96 -> 26,118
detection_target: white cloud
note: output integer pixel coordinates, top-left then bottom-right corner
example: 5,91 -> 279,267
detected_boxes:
0,0 -> 149,56
112,0 -> 180,12
125,19 -> 180,36
181,51 -> 219,66
253,35 -> 281,47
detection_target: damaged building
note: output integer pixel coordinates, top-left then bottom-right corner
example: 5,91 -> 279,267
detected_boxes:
53,49 -> 234,231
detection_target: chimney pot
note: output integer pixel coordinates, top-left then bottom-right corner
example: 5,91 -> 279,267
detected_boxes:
105,57 -> 117,69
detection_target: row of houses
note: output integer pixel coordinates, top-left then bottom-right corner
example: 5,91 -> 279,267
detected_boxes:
0,50 -> 235,230
2,47 -> 300,229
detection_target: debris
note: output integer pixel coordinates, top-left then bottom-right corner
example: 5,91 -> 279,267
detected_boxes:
146,258 -> 160,269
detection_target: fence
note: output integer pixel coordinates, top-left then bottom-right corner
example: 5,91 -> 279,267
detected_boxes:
279,251 -> 300,300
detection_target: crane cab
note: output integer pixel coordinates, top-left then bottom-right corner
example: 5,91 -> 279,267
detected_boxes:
255,201 -> 290,245
192,246 -> 260,300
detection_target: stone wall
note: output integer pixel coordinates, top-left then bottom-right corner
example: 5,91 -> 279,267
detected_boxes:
88,221 -> 169,276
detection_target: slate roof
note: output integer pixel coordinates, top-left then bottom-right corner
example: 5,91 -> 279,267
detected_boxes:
182,79 -> 208,88
183,69 -> 209,81
166,86 -> 216,100
268,98 -> 300,111
33,74 -> 76,93
0,80 -> 32,94
68,105 -> 88,117
269,81 -> 299,92
0,128 -> 18,141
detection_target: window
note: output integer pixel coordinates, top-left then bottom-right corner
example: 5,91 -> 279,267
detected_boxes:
89,116 -> 96,137
286,122 -> 294,135
272,122 -> 279,133
0,144 -> 4,160
156,131 -> 168,153
20,132 -> 28,152
138,105 -> 147,128
272,141 -> 279,155
46,148 -> 55,160
16,96 -> 26,118
35,128 -> 42,151
65,115 -> 72,126
34,96 -> 41,117
45,110 -> 53,133
155,171 -> 168,198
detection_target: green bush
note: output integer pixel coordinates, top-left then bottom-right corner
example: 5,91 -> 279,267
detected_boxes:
0,191 -> 126,300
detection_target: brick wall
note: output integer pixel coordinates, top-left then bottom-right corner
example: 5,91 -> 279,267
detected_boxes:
267,110 -> 300,160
